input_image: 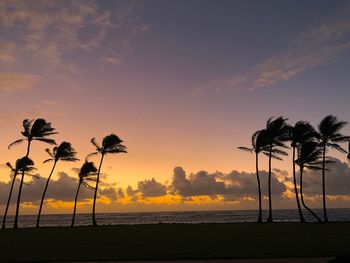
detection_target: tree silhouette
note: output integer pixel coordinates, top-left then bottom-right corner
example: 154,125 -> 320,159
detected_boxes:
317,115 -> 350,222
295,141 -> 325,223
71,161 -> 98,227
238,129 -> 269,223
287,121 -> 317,223
88,134 -> 127,226
9,119 -> 56,228
36,142 -> 79,227
263,117 -> 289,223
2,157 -> 37,229
12,157 -> 37,229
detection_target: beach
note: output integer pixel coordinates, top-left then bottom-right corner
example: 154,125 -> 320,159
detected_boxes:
0,222 -> 349,262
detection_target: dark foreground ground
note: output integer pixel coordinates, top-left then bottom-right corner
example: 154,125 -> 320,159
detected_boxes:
0,223 -> 350,262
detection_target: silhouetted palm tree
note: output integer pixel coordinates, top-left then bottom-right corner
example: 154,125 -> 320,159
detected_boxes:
238,129 -> 269,223
13,157 -> 36,229
2,157 -> 36,229
287,121 -> 317,223
71,161 -> 98,227
317,115 -> 350,222
295,141 -> 325,223
88,134 -> 127,226
36,142 -> 79,227
264,117 -> 289,223
9,119 -> 56,229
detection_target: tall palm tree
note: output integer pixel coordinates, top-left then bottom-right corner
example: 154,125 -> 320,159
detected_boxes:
36,142 -> 79,227
71,161 -> 98,227
295,141 -> 325,223
317,115 -> 350,222
13,157 -> 36,229
2,157 -> 36,229
238,129 -> 269,223
287,121 -> 317,223
9,118 -> 56,229
88,134 -> 127,226
264,116 -> 290,223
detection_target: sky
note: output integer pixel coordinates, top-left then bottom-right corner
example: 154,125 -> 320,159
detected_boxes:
0,0 -> 350,215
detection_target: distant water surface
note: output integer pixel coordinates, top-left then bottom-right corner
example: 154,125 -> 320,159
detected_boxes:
2,209 -> 350,228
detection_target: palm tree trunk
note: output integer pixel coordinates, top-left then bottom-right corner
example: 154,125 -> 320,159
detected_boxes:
300,167 -> 322,223
322,143 -> 328,222
36,161 -> 57,228
13,141 -> 31,229
92,153 -> 105,226
2,171 -> 18,229
292,147 -> 305,223
255,153 -> 262,223
71,180 -> 82,227
13,172 -> 25,229
267,147 -> 273,223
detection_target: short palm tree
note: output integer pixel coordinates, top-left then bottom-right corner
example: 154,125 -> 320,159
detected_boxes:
71,161 -> 98,227
238,129 -> 269,223
2,157 -> 36,229
88,134 -> 127,226
295,141 -> 325,223
36,142 -> 79,227
287,121 -> 317,223
13,157 -> 37,229
263,116 -> 290,223
9,119 -> 56,229
317,115 -> 350,222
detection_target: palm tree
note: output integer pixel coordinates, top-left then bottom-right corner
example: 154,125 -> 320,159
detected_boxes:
71,161 -> 98,227
238,129 -> 269,223
36,142 -> 79,227
317,115 -> 350,222
2,157 -> 36,229
264,116 -> 290,223
295,141 -> 324,223
9,119 -> 56,229
88,134 -> 127,226
287,121 -> 317,223
13,157 -> 36,229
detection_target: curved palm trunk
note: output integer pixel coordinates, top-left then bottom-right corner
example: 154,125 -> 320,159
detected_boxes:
321,143 -> 328,223
300,167 -> 322,223
36,161 -> 58,227
13,172 -> 25,229
13,141 -> 31,229
255,153 -> 262,223
92,153 -> 105,226
292,147 -> 305,223
71,180 -> 82,227
267,147 -> 273,223
2,171 -> 18,229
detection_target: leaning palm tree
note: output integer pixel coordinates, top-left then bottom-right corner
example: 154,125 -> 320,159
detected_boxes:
71,161 -> 98,227
238,129 -> 269,223
317,115 -> 350,222
2,157 -> 37,229
13,157 -> 37,229
263,116 -> 290,223
287,121 -> 317,223
88,134 -> 127,226
295,141 -> 325,223
9,119 -> 57,229
36,142 -> 79,227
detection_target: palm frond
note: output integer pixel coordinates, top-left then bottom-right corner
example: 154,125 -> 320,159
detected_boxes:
34,138 -> 56,145
8,139 -> 25,149
237,146 -> 253,153
86,152 -> 99,160
43,158 -> 54,164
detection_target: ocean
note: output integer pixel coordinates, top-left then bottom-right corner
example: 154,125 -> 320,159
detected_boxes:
2,208 -> 350,228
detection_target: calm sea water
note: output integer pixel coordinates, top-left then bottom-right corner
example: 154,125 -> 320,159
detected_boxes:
2,209 -> 350,228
